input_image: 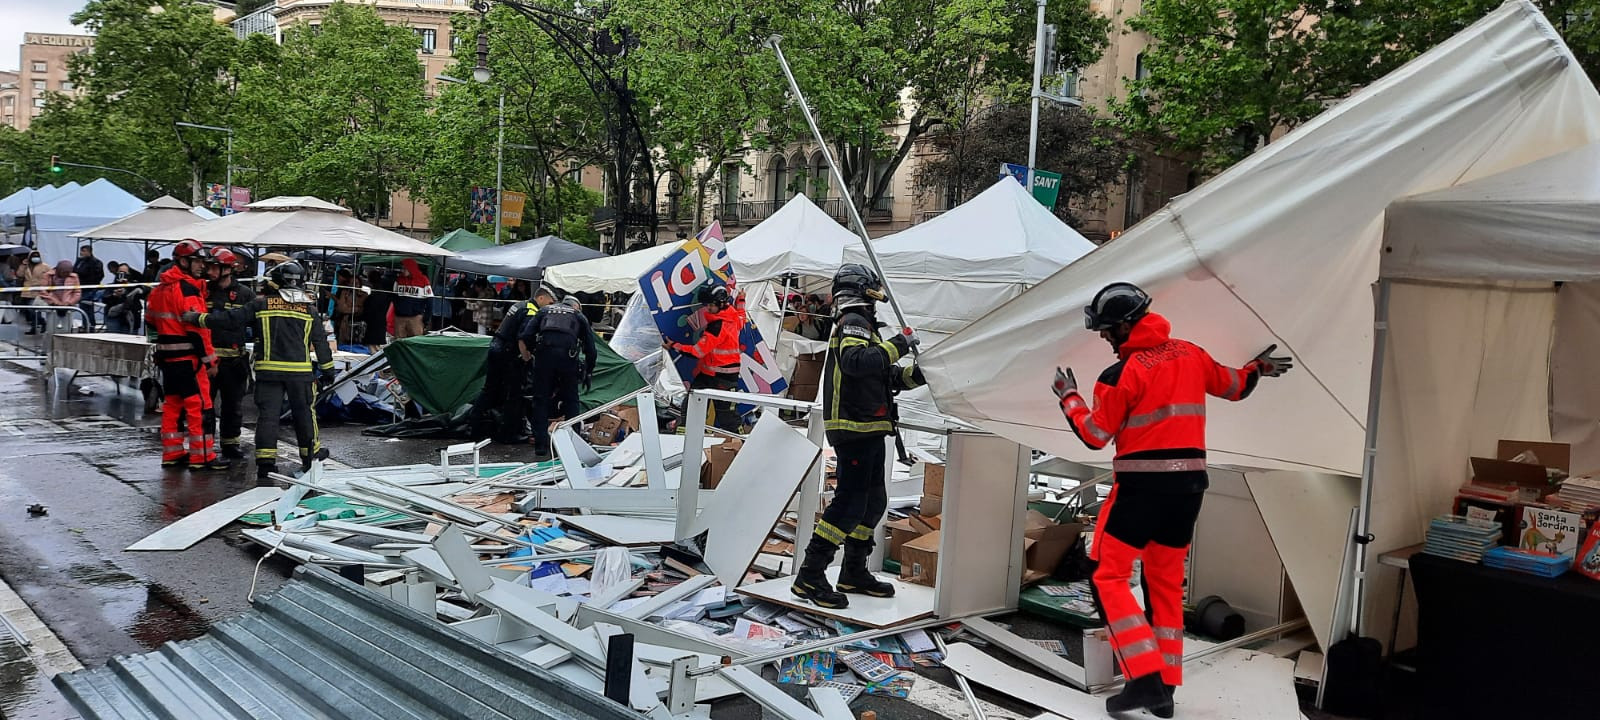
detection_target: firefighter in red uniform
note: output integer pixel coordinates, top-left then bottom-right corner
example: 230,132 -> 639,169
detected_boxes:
667,285 -> 745,432
147,239 -> 225,470
1053,282 -> 1291,717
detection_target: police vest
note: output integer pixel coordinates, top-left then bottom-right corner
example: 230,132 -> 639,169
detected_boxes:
538,305 -> 583,339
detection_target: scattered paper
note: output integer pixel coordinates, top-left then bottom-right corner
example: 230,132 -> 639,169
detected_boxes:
692,586 -> 728,607
732,618 -> 787,642
545,537 -> 589,552
898,629 -> 936,653
529,574 -> 570,596
610,596 -> 650,614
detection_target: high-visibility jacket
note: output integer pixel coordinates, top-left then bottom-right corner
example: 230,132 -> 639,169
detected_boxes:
206,280 -> 256,359
146,266 -> 214,366
823,310 -> 923,444
492,300 -> 537,353
1060,313 -> 1261,492
672,305 -> 744,377
199,288 -> 333,382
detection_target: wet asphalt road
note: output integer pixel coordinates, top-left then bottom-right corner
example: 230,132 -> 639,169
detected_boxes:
0,329 -> 1080,720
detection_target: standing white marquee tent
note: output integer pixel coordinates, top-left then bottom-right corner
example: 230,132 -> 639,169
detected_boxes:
920,0 -> 1600,651
31,179 -> 146,264
842,178 -> 1098,335
148,196 -> 454,258
726,194 -> 863,282
1,182 -> 80,232
541,241 -> 681,294
72,195 -> 220,271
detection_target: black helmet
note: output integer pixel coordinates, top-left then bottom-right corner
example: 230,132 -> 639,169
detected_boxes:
268,260 -> 306,290
700,285 -> 731,306
1084,282 -> 1151,330
832,263 -> 886,308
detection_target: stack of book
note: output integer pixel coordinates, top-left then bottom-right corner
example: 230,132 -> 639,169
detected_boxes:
1483,546 -> 1572,578
1421,515 -> 1502,563
1557,476 -> 1600,511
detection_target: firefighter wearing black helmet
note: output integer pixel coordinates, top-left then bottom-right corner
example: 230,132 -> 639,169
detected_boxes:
1053,282 -> 1291,716
187,260 -> 334,480
793,263 -> 925,610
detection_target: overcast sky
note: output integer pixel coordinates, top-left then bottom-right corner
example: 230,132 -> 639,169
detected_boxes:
2,1 -> 89,73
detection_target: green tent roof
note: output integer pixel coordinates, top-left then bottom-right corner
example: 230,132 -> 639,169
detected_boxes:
433,228 -> 495,252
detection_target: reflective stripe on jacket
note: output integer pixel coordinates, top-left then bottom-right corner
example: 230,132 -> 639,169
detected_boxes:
146,266 -> 213,364
200,289 -> 332,381
1060,313 -> 1260,491
675,305 -> 744,376
823,310 -> 923,444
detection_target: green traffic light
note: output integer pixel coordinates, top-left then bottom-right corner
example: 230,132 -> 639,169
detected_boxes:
50,165 -> 61,173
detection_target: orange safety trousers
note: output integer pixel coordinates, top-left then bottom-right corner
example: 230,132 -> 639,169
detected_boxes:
159,360 -> 216,465
1090,483 -> 1202,686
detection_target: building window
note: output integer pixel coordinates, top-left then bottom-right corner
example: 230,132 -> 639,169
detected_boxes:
720,164 -> 740,206
2,96 -> 12,108
416,28 -> 437,54
767,155 -> 788,205
1135,52 -> 1150,81
32,80 -> 45,91
451,32 -> 462,53
33,98 -> 45,108
31,61 -> 46,73
809,152 -> 828,197
60,81 -> 74,91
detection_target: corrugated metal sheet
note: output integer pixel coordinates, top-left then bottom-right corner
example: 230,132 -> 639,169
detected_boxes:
54,566 -> 640,720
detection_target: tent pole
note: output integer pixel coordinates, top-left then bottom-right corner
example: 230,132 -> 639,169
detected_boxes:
1349,278 -> 1390,637
765,35 -> 917,358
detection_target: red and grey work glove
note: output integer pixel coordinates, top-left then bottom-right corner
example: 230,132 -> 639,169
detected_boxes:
180,311 -> 201,325
1250,344 -> 1293,377
1052,367 -> 1078,400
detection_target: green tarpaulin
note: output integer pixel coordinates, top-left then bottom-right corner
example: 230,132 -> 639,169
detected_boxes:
383,332 -> 646,416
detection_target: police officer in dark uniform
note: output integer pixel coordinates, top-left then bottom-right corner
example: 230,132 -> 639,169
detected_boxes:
189,261 -> 334,480
204,247 -> 256,460
470,285 -> 553,443
520,294 -> 595,458
793,263 -> 924,609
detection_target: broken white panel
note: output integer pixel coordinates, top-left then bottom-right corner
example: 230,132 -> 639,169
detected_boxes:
962,617 -> 1087,689
734,567 -> 933,630
942,643 -> 1107,719
126,487 -> 283,551
807,687 -> 853,720
317,520 -> 433,544
572,604 -> 742,658
273,482 -> 312,528
277,533 -> 389,565
721,665 -> 828,720
555,426 -> 608,487
1244,471 -> 1360,652
688,412 -> 821,587
402,547 -> 457,586
433,525 -> 494,601
588,578 -> 646,610
523,643 -> 573,668
621,575 -> 718,620
592,623 -> 671,707
558,514 -> 678,546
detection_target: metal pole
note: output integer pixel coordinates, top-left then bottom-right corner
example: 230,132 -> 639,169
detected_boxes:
765,35 -> 917,356
1349,278 -> 1390,636
1027,0 -> 1047,192
225,131 -> 233,214
495,93 -> 505,244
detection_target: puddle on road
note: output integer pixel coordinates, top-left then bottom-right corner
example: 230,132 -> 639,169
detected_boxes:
0,641 -> 77,720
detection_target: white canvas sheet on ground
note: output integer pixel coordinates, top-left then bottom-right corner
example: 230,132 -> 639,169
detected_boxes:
125,487 -> 283,551
687,411 -> 821,588
944,643 -> 1298,720
733,566 -> 934,629
919,2 -> 1600,645
1242,471 -> 1359,653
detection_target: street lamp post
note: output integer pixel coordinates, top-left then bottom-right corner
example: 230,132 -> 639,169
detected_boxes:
1027,0 -> 1047,192
175,121 -> 233,212
437,70 -> 505,243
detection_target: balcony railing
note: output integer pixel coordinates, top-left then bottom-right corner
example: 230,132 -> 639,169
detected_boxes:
716,196 -> 893,225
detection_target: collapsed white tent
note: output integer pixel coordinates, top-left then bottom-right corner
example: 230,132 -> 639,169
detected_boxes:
148,196 -> 454,258
921,0 -> 1600,648
31,179 -> 147,266
726,194 -> 862,282
843,178 -> 1097,335
541,241 -> 681,294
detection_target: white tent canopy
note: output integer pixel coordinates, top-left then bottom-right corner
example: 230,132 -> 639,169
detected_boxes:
542,241 -> 681,294
31,179 -> 147,266
726,194 -> 862,282
843,178 -> 1098,334
148,196 -> 454,258
921,0 -> 1600,651
70,196 -> 219,271
1,182 -> 80,231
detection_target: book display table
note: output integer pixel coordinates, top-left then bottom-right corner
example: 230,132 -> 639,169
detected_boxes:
1410,552 -> 1600,718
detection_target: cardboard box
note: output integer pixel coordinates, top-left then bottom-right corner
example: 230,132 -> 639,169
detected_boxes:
700,438 -> 743,489
791,351 -> 825,387
900,530 -> 941,586
1023,510 -> 1086,583
587,412 -> 624,445
1470,440 -> 1570,491
920,462 -> 945,498
919,493 -> 943,516
616,405 -> 642,433
886,518 -> 921,562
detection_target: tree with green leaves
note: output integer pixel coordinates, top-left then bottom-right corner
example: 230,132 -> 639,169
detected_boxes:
234,1 -> 431,220
1113,0 -> 1600,173
914,104 -> 1127,227
770,0 -> 1109,214
57,0 -> 242,203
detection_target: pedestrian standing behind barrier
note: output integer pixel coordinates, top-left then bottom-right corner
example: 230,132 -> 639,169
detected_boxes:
393,259 -> 431,339
40,260 -> 81,333
1053,282 -> 1292,718
520,293 -> 594,459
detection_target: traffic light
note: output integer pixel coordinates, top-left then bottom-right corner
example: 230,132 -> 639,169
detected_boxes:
49,155 -> 61,173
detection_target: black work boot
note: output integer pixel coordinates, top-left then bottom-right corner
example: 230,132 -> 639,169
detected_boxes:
1106,673 -> 1174,718
790,538 -> 848,609
256,461 -> 277,482
837,538 -> 895,597
221,444 -> 244,460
